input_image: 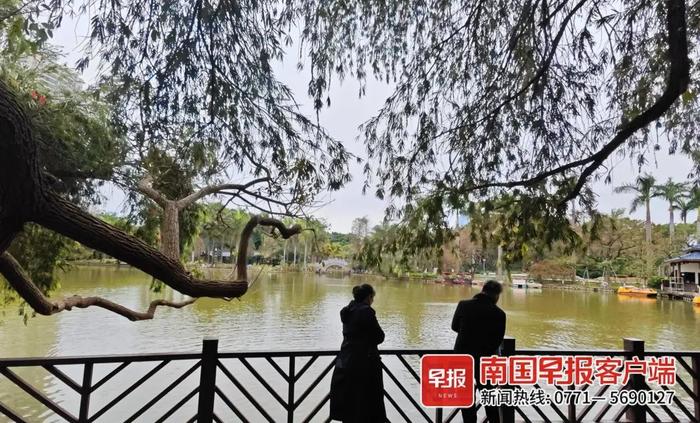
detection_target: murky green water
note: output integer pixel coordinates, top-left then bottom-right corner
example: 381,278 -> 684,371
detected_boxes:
2,266 -> 697,355
0,266 -> 698,421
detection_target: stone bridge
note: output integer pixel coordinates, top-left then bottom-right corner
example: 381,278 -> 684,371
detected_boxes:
319,258 -> 350,273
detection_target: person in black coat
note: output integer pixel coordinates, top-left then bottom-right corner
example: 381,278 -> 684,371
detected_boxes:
452,280 -> 506,423
330,284 -> 387,422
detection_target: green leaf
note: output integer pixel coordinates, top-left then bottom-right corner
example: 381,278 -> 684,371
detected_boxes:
682,90 -> 694,104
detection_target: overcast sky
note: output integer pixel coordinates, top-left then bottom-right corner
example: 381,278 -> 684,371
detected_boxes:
52,15 -> 696,233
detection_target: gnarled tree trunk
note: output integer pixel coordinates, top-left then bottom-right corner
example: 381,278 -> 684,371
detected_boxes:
0,80 -> 301,320
160,202 -> 180,260
137,176 -> 269,261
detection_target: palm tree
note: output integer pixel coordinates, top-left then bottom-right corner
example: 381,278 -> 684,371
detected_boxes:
614,174 -> 656,243
677,197 -> 693,224
653,178 -> 689,242
687,186 -> 700,238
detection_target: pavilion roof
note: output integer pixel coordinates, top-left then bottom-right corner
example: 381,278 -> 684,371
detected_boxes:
666,250 -> 700,263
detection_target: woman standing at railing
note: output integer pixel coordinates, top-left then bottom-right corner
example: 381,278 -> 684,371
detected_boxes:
329,284 -> 387,422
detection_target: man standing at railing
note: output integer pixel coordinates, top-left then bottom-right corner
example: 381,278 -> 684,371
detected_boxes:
452,280 -> 506,423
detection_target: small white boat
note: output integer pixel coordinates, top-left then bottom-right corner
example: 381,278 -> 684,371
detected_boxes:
511,279 -> 543,289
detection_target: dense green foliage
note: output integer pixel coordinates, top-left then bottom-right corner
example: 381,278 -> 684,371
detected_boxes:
1,0 -> 356,304
293,0 -> 696,265
2,0 -> 699,303
82,0 -> 352,212
1,6 -> 126,297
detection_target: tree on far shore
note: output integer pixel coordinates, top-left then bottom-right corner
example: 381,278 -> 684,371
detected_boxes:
653,178 -> 688,243
614,174 -> 656,243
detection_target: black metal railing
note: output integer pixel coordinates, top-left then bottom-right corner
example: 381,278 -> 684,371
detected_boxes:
0,338 -> 698,422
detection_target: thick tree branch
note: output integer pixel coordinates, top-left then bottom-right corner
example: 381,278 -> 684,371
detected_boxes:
561,0 -> 689,203
235,215 -> 302,282
33,191 -> 249,298
0,252 -> 196,321
2,76 -> 276,319
463,0 -> 689,203
26,194 -> 303,305
176,177 -> 270,210
136,176 -> 168,207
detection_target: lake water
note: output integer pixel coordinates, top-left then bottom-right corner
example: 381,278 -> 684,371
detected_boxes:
0,266 -> 698,421
1,266 -> 698,355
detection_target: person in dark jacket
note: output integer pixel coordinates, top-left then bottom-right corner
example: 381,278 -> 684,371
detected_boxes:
452,280 -> 506,423
330,284 -> 387,422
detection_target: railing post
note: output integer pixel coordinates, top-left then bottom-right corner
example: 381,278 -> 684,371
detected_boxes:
693,354 -> 700,422
288,356 -> 295,423
623,338 -> 646,423
79,363 -> 93,422
198,338 -> 219,423
499,337 -> 516,423
435,407 -> 443,423
568,384 -> 576,423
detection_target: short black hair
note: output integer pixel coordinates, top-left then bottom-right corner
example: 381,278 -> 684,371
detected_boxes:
482,280 -> 503,296
352,284 -> 375,302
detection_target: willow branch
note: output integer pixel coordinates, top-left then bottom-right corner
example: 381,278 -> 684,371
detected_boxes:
0,252 -> 196,321
176,177 -> 270,210
230,193 -> 300,218
433,0 -> 589,141
461,0 -> 689,202
220,188 -> 296,208
562,0 -> 689,203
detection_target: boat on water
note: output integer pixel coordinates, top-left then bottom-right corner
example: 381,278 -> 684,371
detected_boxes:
617,286 -> 658,298
436,272 -> 472,285
511,279 -> 543,289
693,296 -> 700,306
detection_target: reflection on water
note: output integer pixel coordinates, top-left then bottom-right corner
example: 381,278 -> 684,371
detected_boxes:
0,266 -> 698,355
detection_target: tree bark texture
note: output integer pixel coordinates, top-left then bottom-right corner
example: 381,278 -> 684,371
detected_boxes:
160,202 -> 180,261
0,82 -> 44,226
136,177 -> 269,261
